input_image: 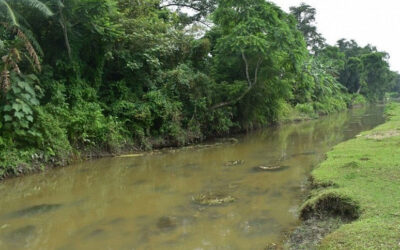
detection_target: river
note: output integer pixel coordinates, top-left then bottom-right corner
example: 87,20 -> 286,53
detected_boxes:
0,106 -> 385,249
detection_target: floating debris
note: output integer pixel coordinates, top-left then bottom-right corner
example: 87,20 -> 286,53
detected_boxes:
116,153 -> 144,158
192,192 -> 236,206
224,160 -> 245,167
253,165 -> 289,172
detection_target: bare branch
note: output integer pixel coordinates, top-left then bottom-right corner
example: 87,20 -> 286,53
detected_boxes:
210,86 -> 252,110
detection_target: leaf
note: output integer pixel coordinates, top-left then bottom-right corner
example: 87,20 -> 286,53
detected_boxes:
21,104 -> 32,114
25,85 -> 36,96
0,0 -> 18,26
15,129 -> 26,136
20,120 -> 30,128
30,97 -> 39,105
3,115 -> 12,122
3,105 -> 12,112
22,93 -> 32,100
14,111 -> 24,120
17,80 -> 29,89
12,103 -> 22,111
19,0 -> 53,17
11,85 -> 21,94
26,115 -> 33,122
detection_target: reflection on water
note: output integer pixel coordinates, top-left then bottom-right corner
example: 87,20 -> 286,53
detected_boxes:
0,106 -> 384,249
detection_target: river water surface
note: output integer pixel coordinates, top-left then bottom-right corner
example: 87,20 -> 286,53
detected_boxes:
0,106 -> 385,249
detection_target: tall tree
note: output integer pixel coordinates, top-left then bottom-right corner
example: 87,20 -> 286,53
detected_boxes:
209,0 -> 307,116
361,52 -> 391,100
290,3 -> 325,53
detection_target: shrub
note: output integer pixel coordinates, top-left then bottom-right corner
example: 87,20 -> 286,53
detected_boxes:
351,94 -> 367,107
295,103 -> 315,115
30,106 -> 72,165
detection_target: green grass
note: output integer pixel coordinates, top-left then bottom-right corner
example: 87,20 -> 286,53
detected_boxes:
300,102 -> 400,249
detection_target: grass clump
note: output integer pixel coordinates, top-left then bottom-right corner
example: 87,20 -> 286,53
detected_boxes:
297,102 -> 400,249
300,190 -> 361,220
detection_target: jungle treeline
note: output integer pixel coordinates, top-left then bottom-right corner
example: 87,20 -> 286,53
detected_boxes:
0,0 -> 398,177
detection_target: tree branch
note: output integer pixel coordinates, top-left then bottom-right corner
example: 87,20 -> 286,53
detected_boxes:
210,86 -> 252,110
160,3 -> 202,12
58,1 -> 71,60
210,53 -> 263,110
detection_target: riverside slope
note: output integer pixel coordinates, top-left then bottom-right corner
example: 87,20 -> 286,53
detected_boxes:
297,103 -> 400,249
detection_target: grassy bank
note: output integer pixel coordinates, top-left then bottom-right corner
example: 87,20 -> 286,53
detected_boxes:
292,102 -> 400,249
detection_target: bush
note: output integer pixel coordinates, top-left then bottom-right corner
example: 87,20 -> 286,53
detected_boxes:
295,103 -> 315,115
68,101 -> 127,151
30,106 -> 72,165
0,139 -> 36,178
314,95 -> 349,115
351,94 -> 367,107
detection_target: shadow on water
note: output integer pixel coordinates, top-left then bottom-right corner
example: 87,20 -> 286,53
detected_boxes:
0,106 -> 385,249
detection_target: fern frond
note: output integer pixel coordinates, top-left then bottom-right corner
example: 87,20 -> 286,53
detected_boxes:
18,25 -> 44,56
0,0 -> 18,26
16,0 -> 53,17
16,29 -> 41,72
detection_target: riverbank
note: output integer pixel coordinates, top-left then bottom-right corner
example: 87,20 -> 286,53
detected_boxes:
0,104 -> 324,181
0,84 -> 373,181
287,102 -> 400,249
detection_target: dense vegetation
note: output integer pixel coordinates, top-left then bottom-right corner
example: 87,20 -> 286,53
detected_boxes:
0,0 -> 398,178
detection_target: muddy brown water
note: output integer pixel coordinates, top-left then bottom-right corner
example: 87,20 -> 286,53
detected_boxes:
0,106 -> 385,249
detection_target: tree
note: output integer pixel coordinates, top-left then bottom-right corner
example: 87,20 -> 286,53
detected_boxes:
339,57 -> 364,93
361,52 -> 391,100
290,3 -> 325,53
210,0 -> 307,110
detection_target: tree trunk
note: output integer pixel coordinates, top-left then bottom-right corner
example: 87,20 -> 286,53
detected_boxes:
59,2 -> 71,60
356,84 -> 362,94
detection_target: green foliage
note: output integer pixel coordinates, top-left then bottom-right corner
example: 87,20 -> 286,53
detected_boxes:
68,100 -> 127,152
0,0 -> 53,26
330,39 -> 394,101
1,74 -> 40,138
0,144 -> 35,177
0,0 -> 398,178
351,94 -> 367,106
296,103 -> 314,115
30,105 -> 71,164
